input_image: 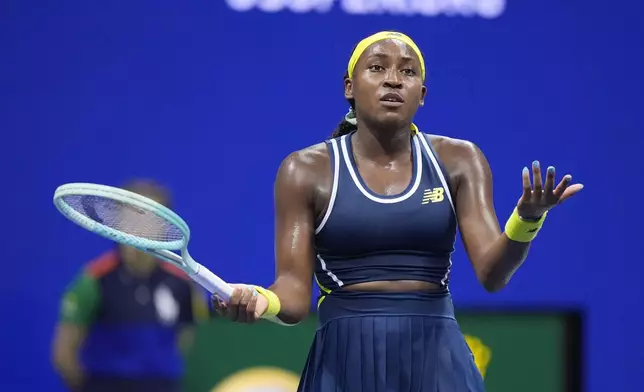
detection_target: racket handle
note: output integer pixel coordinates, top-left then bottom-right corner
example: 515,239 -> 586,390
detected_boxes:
191,263 -> 234,301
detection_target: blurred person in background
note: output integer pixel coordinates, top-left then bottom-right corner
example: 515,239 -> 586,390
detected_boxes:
51,179 -> 209,392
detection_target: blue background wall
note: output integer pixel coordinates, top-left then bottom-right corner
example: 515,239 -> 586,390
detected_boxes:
3,0 -> 642,391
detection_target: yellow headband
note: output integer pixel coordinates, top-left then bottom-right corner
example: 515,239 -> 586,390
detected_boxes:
347,31 -> 426,81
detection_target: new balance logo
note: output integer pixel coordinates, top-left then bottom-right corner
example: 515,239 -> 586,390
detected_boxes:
422,187 -> 445,204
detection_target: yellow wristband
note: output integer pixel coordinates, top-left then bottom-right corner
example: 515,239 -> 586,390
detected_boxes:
504,207 -> 548,242
253,286 -> 281,318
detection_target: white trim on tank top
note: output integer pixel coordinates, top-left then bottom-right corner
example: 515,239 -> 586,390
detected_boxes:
314,139 -> 340,234
418,133 -> 456,214
315,132 -> 457,288
417,132 -> 456,287
316,254 -> 344,288
340,133 -> 423,204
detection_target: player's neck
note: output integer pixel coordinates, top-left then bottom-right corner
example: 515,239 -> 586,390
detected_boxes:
353,124 -> 411,162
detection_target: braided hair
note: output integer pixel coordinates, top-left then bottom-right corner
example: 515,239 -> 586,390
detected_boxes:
331,69 -> 358,138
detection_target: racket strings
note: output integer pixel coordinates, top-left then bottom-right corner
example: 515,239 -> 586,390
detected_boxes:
62,195 -> 184,243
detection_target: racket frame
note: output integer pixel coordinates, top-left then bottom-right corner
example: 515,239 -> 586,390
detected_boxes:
54,183 -> 190,250
53,182 -> 233,300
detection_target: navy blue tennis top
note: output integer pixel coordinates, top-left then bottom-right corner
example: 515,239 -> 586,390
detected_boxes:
314,131 -> 457,294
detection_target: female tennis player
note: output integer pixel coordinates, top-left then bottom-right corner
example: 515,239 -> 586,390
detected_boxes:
214,31 -> 583,391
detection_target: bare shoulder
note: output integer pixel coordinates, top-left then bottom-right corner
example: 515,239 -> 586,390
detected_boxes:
428,134 -> 483,161
289,142 -> 330,169
275,142 -> 330,190
277,142 -> 329,179
427,134 -> 490,186
428,134 -> 488,168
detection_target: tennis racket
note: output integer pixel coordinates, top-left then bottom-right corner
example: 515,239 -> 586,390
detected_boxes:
53,182 -> 234,301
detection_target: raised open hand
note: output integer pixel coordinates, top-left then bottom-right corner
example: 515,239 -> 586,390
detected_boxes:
517,161 -> 584,220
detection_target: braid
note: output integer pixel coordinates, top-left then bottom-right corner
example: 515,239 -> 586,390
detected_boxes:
331,98 -> 357,138
331,70 -> 358,138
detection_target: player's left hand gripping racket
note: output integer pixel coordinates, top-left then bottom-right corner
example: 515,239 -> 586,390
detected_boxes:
53,183 -> 234,301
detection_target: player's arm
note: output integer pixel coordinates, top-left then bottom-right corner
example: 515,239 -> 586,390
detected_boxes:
51,273 -> 100,391
451,141 -> 532,292
267,151 -> 318,324
454,139 -> 581,292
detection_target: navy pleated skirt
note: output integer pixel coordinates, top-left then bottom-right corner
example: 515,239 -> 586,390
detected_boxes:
297,290 -> 485,392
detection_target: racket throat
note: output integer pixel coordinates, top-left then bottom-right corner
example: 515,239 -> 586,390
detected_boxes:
151,249 -> 198,274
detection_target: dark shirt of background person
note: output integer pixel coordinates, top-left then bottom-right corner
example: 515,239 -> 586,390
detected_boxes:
51,180 -> 210,392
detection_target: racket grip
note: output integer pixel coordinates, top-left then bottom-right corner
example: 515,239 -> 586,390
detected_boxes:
191,263 -> 234,301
